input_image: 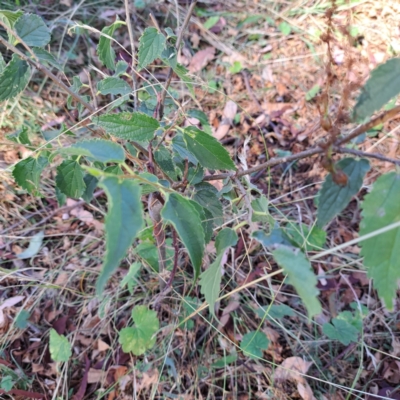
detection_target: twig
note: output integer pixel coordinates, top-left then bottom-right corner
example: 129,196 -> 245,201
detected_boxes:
334,146 -> 400,165
232,176 -> 253,224
159,0 -> 197,119
85,69 -> 98,110
124,0 -> 138,109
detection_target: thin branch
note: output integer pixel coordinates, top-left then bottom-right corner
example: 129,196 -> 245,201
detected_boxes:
159,0 -> 197,119
232,176 -> 252,224
334,146 -> 400,165
124,0 -> 138,109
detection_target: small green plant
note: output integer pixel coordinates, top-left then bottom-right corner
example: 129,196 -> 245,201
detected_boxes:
2,2 -> 400,360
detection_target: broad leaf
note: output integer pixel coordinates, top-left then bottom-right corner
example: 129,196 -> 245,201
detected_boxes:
183,127 -> 236,170
323,318 -> 359,345
15,14 -> 50,47
353,58 -> 400,121
188,200 -> 213,244
285,223 -> 326,252
32,47 -> 63,70
252,225 -> 291,250
172,134 -> 198,164
187,109 -> 212,135
82,174 -> 99,203
256,304 -> 295,320
200,228 -> 238,316
56,160 -> 86,199
360,172 -> 400,309
154,146 -> 177,180
15,309 -> 30,329
211,354 -> 238,368
174,63 -> 194,96
97,21 -> 124,70
0,53 -> 6,74
49,329 -> 72,362
251,197 -> 271,223
194,189 -> 223,227
7,126 -> 31,145
240,331 -> 269,359
96,177 -> 143,294
13,155 -> 48,196
138,27 -> 166,70
0,10 -> 23,44
161,193 -> 205,278
272,246 -> 321,317
97,77 -> 132,96
67,139 -> 125,163
95,112 -> 159,141
316,158 -> 370,228
119,305 -> 159,355
0,54 -> 30,101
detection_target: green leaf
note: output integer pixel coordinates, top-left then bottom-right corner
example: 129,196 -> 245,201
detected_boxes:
353,58 -> 400,121
0,376 -> 14,392
200,228 -> 238,316
138,27 -> 166,70
97,21 -> 124,70
240,331 -> 269,359
359,172 -> 400,309
0,10 -> 23,44
96,177 -> 143,294
187,109 -> 212,135
323,318 -> 359,345
55,186 -> 67,206
183,127 -> 236,170
7,126 -> 31,145
56,160 -> 86,199
0,54 -> 30,101
278,21 -> 292,36
0,53 -> 5,74
285,223 -> 326,252
49,329 -> 72,362
204,15 -> 220,30
194,189 -> 223,227
306,84 -> 320,101
211,354 -> 238,368
97,77 -> 132,96
12,155 -> 48,196
252,225 -> 291,250
172,134 -> 198,164
82,174 -> 98,203
94,112 -> 160,141
32,47 -> 63,70
272,246 -> 321,317
316,158 -> 370,227
256,304 -> 295,320
14,14 -> 50,47
119,305 -> 159,355
120,262 -> 141,294
161,193 -> 205,279
251,197 -> 270,223
114,60 -> 128,76
154,147 -> 177,180
67,139 -> 125,163
15,309 -> 30,329
173,63 -> 195,96
17,231 -> 44,259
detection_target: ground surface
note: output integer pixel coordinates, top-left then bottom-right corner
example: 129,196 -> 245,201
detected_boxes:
1,0 -> 400,399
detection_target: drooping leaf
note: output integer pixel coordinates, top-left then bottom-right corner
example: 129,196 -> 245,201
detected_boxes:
285,223 -> 326,252
119,305 -> 159,355
0,54 -> 30,101
240,331 -> 269,359
161,45 -> 177,69
154,146 -> 177,180
359,172 -> 400,309
316,158 -> 370,228
49,329 -> 72,362
138,27 -> 166,70
97,21 -> 124,70
82,174 -> 99,203
32,47 -> 63,70
56,160 -> 86,199
353,58 -> 400,121
114,60 -> 128,76
17,231 -> 44,259
256,304 -> 295,320
97,77 -> 132,96
272,246 -> 321,317
66,139 -> 125,163
200,228 -> 238,316
94,112 -> 160,141
96,177 -> 143,294
188,200 -> 213,244
12,155 -> 48,196
7,126 -> 31,145
120,262 -> 141,294
161,193 -> 205,279
173,63 -> 194,96
183,127 -> 236,170
55,186 -> 67,206
187,109 -> 212,135
172,134 -> 198,164
194,189 -> 223,227
251,196 -> 271,223
14,14 -> 50,47
252,225 -> 291,250
323,318 -> 359,345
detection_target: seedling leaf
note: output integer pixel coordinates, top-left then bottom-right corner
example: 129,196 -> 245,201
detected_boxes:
56,160 -> 86,199
0,54 -> 30,101
240,331 -> 269,359
138,27 -> 166,70
49,329 -> 72,362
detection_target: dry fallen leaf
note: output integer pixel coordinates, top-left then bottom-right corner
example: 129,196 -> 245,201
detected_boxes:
188,47 -> 216,73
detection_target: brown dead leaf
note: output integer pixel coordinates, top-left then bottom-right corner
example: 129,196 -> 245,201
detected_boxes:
137,369 -> 159,391
88,368 -> 107,384
188,47 -> 216,73
67,199 -> 104,231
214,100 -> 237,140
297,382 -> 317,400
274,356 -> 313,384
98,339 -> 110,352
